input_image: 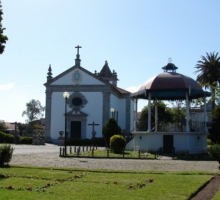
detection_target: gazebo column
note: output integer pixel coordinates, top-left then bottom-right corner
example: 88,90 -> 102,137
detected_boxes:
134,98 -> 138,132
185,92 -> 190,132
203,95 -> 207,132
148,93 -> 151,132
155,99 -> 158,132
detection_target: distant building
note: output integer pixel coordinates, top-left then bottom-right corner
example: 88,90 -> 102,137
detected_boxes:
190,100 -> 213,131
3,122 -> 20,134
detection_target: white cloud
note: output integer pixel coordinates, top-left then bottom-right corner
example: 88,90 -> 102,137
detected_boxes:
126,85 -> 141,93
0,83 -> 15,91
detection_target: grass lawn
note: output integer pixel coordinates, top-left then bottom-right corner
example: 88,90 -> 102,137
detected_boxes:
173,153 -> 214,161
0,166 -> 214,200
213,188 -> 220,200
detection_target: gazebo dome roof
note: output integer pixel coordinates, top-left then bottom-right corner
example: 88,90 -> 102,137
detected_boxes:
138,72 -> 202,92
162,63 -> 178,72
131,63 -> 211,100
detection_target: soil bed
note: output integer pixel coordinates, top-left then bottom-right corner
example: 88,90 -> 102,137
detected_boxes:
190,174 -> 220,200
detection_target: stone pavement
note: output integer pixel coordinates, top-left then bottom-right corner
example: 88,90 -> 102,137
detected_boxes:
9,143 -> 219,172
12,143 -> 60,155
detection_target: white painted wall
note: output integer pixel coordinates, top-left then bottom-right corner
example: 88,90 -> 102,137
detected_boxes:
174,135 -> 187,153
130,100 -> 134,131
110,94 -> 134,132
126,132 -> 208,154
50,92 -> 67,142
81,92 -> 103,138
126,132 -> 163,151
50,91 -> 103,142
51,69 -> 105,85
110,94 -> 126,130
187,135 -> 207,153
118,98 -> 126,130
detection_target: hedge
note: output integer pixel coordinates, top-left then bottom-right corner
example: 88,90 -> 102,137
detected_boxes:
0,131 -> 14,144
66,137 -> 106,146
19,136 -> 32,144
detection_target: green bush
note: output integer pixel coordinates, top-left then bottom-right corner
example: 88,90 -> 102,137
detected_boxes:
0,144 -> 14,166
67,138 -> 89,146
66,137 -> 106,146
207,143 -> 220,161
82,138 -> 91,146
66,138 -> 82,146
0,131 -> 14,143
93,137 -> 105,147
102,118 -> 121,147
110,135 -> 126,153
19,136 -> 32,144
207,139 -> 212,145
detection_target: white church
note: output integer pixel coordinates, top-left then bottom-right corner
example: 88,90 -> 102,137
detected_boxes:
44,46 -> 134,143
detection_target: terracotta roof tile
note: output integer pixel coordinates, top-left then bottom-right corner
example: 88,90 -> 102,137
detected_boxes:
113,86 -> 130,94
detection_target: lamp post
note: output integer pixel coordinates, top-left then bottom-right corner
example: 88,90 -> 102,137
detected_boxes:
63,91 -> 70,155
110,108 -> 115,118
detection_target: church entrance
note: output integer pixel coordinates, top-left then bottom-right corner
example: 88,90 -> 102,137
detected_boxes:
163,135 -> 173,154
71,121 -> 81,139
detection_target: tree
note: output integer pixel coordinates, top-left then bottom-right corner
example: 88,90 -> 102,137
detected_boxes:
102,118 -> 121,148
0,120 -> 8,132
194,52 -> 220,110
0,1 -> 8,54
138,101 -> 173,131
22,100 -> 45,122
207,143 -> 220,170
169,100 -> 186,131
210,105 -> 220,143
18,123 -> 28,136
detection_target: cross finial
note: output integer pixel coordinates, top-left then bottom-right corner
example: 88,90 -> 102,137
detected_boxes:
168,57 -> 172,63
75,45 -> 82,55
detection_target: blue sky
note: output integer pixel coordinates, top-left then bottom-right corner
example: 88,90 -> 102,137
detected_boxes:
0,0 -> 220,123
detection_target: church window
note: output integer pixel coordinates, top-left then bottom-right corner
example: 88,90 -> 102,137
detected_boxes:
72,97 -> 83,106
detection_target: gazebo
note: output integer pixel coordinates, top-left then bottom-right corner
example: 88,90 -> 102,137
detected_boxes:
126,62 -> 211,154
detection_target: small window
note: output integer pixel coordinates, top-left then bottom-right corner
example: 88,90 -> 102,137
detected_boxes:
72,97 -> 83,106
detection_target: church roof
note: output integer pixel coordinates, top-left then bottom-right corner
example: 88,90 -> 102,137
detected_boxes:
44,65 -> 105,86
98,61 -> 118,80
44,65 -> 130,95
98,61 -> 112,77
113,86 -> 130,94
44,47 -> 129,96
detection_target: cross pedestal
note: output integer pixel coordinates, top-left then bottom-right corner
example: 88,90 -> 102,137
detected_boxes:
88,121 -> 99,139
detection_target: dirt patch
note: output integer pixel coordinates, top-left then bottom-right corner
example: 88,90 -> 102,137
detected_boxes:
190,174 -> 220,200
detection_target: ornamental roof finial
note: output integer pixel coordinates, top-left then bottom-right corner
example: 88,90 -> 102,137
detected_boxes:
75,45 -> 82,66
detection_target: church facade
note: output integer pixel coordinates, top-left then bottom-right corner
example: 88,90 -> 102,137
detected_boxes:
44,47 -> 134,143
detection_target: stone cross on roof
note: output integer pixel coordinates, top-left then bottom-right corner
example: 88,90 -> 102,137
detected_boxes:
75,45 -> 82,66
75,45 -> 82,55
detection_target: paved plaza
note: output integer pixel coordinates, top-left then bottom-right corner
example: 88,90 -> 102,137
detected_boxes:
9,143 -> 219,172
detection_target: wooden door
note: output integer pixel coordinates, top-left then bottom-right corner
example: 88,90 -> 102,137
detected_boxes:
71,121 -> 81,139
163,135 -> 173,154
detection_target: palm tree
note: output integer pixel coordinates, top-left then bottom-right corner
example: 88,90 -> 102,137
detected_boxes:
195,52 -> 220,110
